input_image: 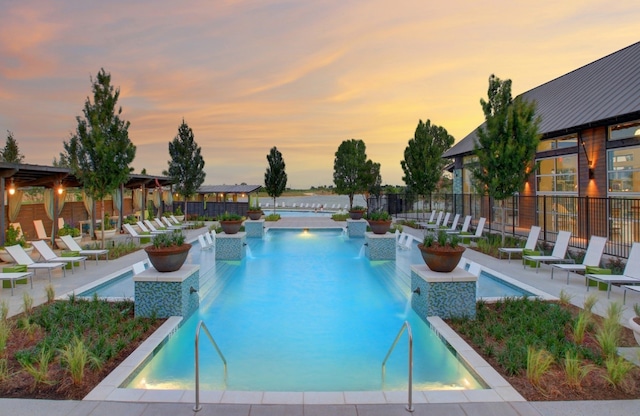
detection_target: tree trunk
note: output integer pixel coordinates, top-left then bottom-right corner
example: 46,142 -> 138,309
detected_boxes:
183,197 -> 188,222
100,198 -> 105,249
349,194 -> 354,210
273,196 -> 276,212
501,199 -> 506,246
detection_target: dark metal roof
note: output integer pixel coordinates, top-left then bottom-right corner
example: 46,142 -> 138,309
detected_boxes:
197,185 -> 262,194
0,162 -> 173,189
443,41 -> 640,158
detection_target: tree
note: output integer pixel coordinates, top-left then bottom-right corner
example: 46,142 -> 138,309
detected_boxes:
167,119 -> 206,220
333,139 -> 371,209
471,74 -> 540,244
363,160 -> 382,210
264,146 -> 287,210
1,131 -> 25,163
62,68 -> 136,248
401,119 -> 454,216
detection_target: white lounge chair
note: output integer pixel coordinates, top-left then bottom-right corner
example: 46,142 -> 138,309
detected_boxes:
60,235 -> 109,265
439,213 -> 451,229
32,240 -> 87,274
0,271 -> 33,295
523,230 -> 573,273
587,242 -> 640,298
551,235 -> 607,284
442,214 -> 460,233
420,211 -> 443,229
33,219 -> 49,240
139,221 -> 168,234
446,215 -> 472,235
169,215 -> 183,225
460,217 -> 487,244
124,223 -> 155,243
4,244 -> 66,281
158,217 -> 183,230
498,226 -> 541,262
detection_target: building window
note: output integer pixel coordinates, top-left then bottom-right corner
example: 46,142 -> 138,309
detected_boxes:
462,155 -> 478,194
537,134 -> 578,152
608,146 -> 640,196
536,155 -> 578,194
609,119 -> 640,141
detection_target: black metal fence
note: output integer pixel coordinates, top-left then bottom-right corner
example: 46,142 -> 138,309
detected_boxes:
373,193 -> 640,258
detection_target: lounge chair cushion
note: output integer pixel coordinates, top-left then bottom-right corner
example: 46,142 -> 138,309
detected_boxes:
459,231 -> 471,244
522,249 -> 541,267
585,266 -> 612,289
3,265 -> 28,287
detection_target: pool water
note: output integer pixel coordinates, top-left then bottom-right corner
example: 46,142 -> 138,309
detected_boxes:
125,229 -> 484,391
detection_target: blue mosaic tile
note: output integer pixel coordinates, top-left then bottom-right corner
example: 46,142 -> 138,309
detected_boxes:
135,269 -> 199,318
216,233 -> 247,260
347,219 -> 367,238
245,220 -> 264,238
364,232 -> 396,260
411,268 -> 476,321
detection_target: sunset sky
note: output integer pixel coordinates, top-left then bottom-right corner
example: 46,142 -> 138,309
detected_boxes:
0,0 -> 638,188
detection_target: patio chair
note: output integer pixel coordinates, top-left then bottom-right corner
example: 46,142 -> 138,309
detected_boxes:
446,215 -> 472,235
162,216 -> 185,230
4,244 -> 66,281
0,271 -> 33,295
60,235 -> 109,265
156,217 -> 182,231
460,217 -> 487,244
586,242 -> 640,299
551,235 -> 607,284
137,221 -> 167,235
124,223 -> 154,244
523,230 -> 573,273
33,219 -> 49,240
420,211 -> 443,229
442,214 -> 460,232
498,226 -> 541,262
32,240 -> 87,273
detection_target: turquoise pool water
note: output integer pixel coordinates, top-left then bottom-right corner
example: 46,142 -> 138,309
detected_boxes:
123,229 -> 485,391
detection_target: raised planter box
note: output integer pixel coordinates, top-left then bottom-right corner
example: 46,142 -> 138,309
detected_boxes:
134,264 -> 200,318
364,232 -> 396,260
346,218 -> 367,238
216,232 -> 246,260
410,265 -> 477,320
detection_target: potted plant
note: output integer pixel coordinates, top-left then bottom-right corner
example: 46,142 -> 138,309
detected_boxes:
0,224 -> 34,262
417,230 -> 465,272
218,212 -> 244,234
247,201 -> 263,221
94,213 -> 117,240
55,224 -> 82,250
630,303 -> 640,346
366,210 -> 392,234
144,231 -> 191,272
349,205 -> 367,220
174,206 -> 185,222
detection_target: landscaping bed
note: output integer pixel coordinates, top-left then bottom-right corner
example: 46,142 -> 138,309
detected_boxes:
0,296 -> 164,400
446,297 -> 640,400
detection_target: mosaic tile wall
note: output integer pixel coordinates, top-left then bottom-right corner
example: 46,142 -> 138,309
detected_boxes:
135,269 -> 199,318
216,232 -> 247,260
364,232 -> 396,260
411,270 -> 476,321
347,219 -> 366,238
245,220 -> 264,238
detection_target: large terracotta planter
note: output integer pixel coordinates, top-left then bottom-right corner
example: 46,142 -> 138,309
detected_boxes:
349,210 -> 366,220
220,220 -> 243,235
418,244 -> 465,273
144,243 -> 192,272
367,220 -> 392,235
630,317 -> 640,346
247,210 -> 263,221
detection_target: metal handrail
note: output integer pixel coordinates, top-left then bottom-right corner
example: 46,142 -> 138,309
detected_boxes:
194,320 -> 228,412
381,321 -> 414,412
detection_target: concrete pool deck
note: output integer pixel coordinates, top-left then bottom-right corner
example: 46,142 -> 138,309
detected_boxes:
1,218 -> 640,415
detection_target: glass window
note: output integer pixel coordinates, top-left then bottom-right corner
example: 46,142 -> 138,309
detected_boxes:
535,155 -> 577,194
609,120 -> 640,141
462,155 -> 478,194
537,134 -> 577,152
608,146 -> 640,195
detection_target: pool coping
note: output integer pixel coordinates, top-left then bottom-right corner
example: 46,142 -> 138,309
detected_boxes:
84,315 -> 525,405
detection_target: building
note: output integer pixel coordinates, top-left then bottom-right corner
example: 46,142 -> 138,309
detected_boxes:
442,41 -> 640,255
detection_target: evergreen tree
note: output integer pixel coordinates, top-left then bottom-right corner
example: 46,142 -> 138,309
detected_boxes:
333,139 -> 371,209
264,146 -> 287,210
471,74 -> 540,243
1,131 -> 25,163
167,119 -> 206,219
401,119 -> 454,216
62,68 -> 136,247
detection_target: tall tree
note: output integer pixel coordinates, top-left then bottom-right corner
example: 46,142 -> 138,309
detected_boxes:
167,119 -> 206,220
1,131 -> 25,163
401,119 -> 454,216
471,74 -> 540,243
264,146 -> 287,210
333,139 -> 371,209
363,160 -> 382,210
63,68 -> 136,247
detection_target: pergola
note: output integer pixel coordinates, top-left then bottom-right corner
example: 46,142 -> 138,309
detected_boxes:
0,162 -> 173,245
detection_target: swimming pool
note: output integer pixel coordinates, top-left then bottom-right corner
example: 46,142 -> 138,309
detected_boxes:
122,229 -> 485,391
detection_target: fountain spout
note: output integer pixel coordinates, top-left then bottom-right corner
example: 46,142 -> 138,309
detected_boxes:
412,287 -> 421,296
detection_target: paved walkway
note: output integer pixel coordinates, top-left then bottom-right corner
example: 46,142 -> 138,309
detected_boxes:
1,218 -> 639,415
